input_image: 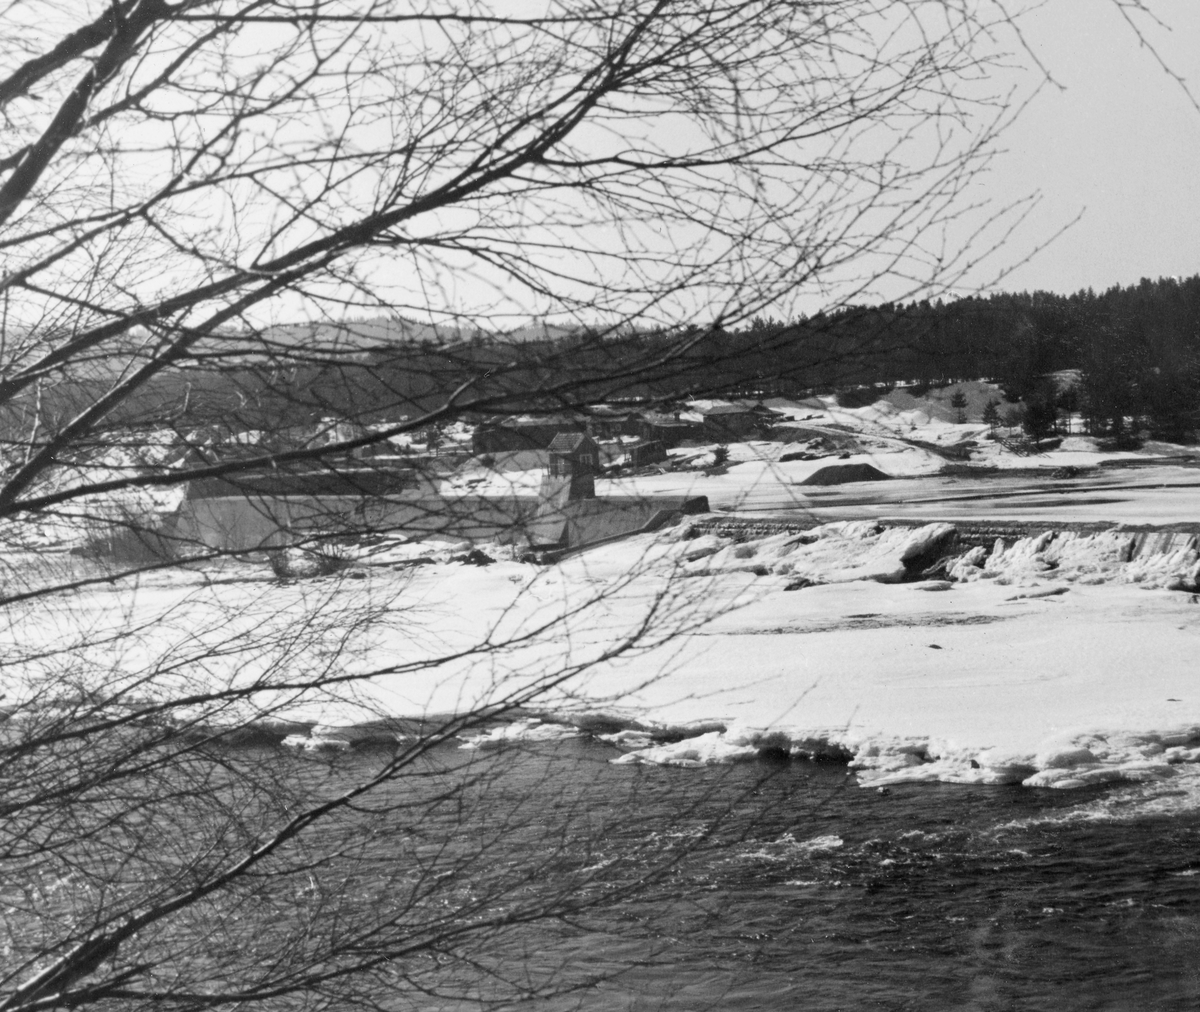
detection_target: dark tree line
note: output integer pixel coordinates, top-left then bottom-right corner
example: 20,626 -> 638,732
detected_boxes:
13,274 -> 1199,453
765,275 -> 1200,442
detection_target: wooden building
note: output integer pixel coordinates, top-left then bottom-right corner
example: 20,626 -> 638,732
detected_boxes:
541,432 -> 599,503
471,413 -> 587,454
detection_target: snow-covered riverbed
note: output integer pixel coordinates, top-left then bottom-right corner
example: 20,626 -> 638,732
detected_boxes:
7,391 -> 1200,801
8,510 -> 1198,799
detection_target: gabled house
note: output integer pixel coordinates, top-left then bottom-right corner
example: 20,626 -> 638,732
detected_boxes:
683,399 -> 762,440
637,410 -> 703,447
471,413 -> 588,453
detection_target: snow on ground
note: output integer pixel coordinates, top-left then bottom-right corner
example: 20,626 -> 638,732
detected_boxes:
667,519 -> 958,584
600,451 -> 1200,527
7,514 -> 1199,803
810,466 -> 1200,527
440,468 -> 544,496
593,573 -> 1200,790
544,524 -> 1199,795
441,450 -> 549,495
7,381 -> 1200,806
763,382 -> 1013,438
598,443 -> 946,512
966,434 -> 1151,470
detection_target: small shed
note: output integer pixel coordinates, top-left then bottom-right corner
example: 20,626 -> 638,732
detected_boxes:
585,404 -> 645,439
638,411 -> 703,447
628,440 -> 667,468
685,399 -> 762,440
547,432 -> 599,477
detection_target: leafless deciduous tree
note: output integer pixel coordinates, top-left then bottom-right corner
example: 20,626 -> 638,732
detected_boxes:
0,0 -> 1030,515
0,1 -> 1090,1008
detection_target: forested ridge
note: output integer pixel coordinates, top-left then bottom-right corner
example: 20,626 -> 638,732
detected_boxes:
762,273 -> 1200,441
7,275 -> 1199,447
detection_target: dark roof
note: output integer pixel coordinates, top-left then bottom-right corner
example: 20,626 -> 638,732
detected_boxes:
547,432 -> 596,453
798,463 -> 891,486
186,468 -> 418,499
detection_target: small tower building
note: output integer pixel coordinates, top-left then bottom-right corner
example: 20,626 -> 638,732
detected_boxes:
540,432 -> 599,504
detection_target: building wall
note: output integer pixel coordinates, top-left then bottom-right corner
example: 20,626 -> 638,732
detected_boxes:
170,493 -> 546,552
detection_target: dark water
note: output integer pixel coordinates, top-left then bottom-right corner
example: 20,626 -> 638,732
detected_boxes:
288,736 -> 1200,1012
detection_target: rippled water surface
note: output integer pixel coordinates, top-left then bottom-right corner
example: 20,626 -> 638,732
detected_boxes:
303,737 -> 1200,1011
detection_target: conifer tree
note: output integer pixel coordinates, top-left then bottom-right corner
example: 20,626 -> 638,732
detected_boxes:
950,390 -> 969,424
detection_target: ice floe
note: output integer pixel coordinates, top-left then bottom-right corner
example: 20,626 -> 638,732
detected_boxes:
949,529 -> 1200,590
664,518 -> 1199,592
458,719 -> 585,748
604,722 -> 1200,792
674,520 -> 957,584
9,505 -> 1200,799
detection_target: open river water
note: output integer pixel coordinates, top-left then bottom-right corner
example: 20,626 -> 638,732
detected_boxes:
288,734 -> 1200,1012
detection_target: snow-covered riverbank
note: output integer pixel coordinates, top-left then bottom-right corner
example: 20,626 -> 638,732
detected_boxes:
8,384 -> 1200,798
7,511 -> 1198,797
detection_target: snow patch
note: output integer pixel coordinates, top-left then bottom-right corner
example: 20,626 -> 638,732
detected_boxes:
610,730 -> 759,766
950,530 -> 1198,590
458,719 -> 585,749
681,520 -> 956,584
603,722 -> 1200,793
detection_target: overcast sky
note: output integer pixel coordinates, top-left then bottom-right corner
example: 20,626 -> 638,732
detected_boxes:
977,0 -> 1200,297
